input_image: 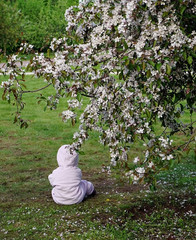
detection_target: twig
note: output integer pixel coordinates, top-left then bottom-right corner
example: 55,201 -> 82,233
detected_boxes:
19,83 -> 52,94
174,129 -> 196,151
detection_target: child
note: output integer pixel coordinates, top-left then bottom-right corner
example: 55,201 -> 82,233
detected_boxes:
48,145 -> 96,205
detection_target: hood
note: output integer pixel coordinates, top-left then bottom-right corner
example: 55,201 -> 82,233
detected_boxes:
57,145 -> 79,167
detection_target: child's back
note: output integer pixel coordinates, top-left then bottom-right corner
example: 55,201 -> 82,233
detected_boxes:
48,145 -> 95,205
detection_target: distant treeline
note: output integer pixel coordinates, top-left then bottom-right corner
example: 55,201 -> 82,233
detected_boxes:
1,0 -> 195,55
0,0 -> 78,55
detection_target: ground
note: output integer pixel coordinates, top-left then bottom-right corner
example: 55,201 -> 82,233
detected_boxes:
0,158 -> 195,239
0,74 -> 195,239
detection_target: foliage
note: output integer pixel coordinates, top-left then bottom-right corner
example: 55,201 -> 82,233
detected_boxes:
1,0 -> 196,184
0,1 -> 22,55
0,0 -> 79,53
17,0 -> 78,51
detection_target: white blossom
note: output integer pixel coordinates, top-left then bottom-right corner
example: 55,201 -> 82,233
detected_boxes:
148,161 -> 154,168
62,110 -> 76,122
68,99 -> 82,109
133,157 -> 140,164
135,167 -> 145,175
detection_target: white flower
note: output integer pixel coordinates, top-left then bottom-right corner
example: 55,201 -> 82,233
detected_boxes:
159,153 -> 166,160
167,154 -> 173,160
111,160 -> 117,166
148,161 -> 154,168
135,167 -> 145,174
136,128 -> 144,134
67,99 -> 82,109
73,132 -> 80,139
62,110 -> 76,122
125,170 -> 134,176
133,175 -> 140,182
133,157 -> 140,164
145,150 -> 149,159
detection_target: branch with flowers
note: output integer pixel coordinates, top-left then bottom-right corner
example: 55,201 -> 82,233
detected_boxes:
1,0 -> 195,186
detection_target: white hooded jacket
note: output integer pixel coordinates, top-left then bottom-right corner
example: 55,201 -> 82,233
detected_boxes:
48,145 -> 94,205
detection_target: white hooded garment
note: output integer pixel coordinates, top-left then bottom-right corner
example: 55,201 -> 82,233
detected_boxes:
48,145 -> 94,205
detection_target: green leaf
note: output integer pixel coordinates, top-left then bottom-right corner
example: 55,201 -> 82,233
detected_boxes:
125,59 -> 129,66
128,62 -> 134,70
136,65 -> 141,72
129,110 -> 133,116
149,183 -> 157,191
13,116 -> 18,124
142,61 -> 146,70
180,104 -> 184,112
175,112 -> 181,118
182,51 -> 187,60
47,49 -> 50,58
78,151 -> 85,155
52,78 -> 56,85
146,69 -> 151,78
156,63 -> 162,71
148,60 -> 155,67
123,40 -> 128,50
119,71 -> 123,80
71,118 -> 76,126
169,159 -> 175,168
166,64 -> 171,75
162,11 -> 169,18
187,56 -> 193,65
20,83 -> 27,89
76,93 -> 82,101
180,6 -> 186,15
190,51 -> 196,58
20,121 -> 28,129
146,109 -> 151,118
2,89 -> 7,100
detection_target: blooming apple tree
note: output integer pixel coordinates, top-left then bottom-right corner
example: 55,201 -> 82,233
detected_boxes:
1,0 -> 196,185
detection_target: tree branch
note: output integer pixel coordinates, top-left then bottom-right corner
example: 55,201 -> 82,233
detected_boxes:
19,83 -> 52,94
174,129 -> 196,151
81,93 -> 95,98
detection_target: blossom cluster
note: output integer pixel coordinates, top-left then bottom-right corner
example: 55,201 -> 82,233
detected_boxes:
1,0 -> 195,183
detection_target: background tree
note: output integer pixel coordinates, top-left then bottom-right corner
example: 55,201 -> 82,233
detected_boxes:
0,1 -> 22,55
0,0 -> 79,53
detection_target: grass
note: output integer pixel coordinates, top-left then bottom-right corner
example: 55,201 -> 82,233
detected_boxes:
0,75 -> 195,240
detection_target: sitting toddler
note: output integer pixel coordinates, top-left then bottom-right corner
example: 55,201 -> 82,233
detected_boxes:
48,145 -> 95,205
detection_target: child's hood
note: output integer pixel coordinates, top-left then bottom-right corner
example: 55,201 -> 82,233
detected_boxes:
57,145 -> 78,167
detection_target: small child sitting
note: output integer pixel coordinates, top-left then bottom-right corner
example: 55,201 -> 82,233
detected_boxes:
48,145 -> 96,205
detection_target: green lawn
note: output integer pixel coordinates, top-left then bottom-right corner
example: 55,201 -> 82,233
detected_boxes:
0,75 -> 195,239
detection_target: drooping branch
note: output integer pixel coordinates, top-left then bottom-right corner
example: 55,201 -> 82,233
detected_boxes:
19,83 -> 52,94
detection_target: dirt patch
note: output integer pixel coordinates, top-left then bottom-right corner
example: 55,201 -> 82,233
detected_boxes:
83,171 -> 146,195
